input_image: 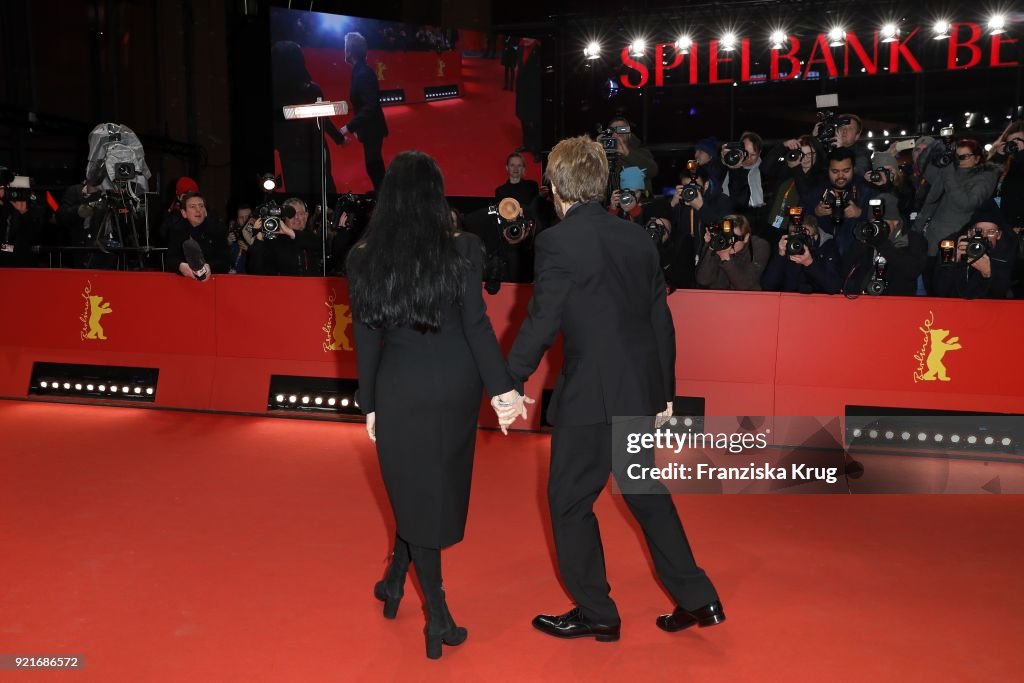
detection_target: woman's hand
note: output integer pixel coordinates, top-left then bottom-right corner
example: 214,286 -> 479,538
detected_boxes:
365,412 -> 376,443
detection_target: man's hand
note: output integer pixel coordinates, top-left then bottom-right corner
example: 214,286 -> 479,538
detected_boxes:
365,412 -> 376,442
790,249 -> 814,267
279,224 -> 297,239
969,252 -> 993,278
782,139 -> 802,168
609,189 -> 621,211
178,262 -> 196,279
490,389 -> 535,435
844,203 -> 863,219
655,401 -> 673,428
778,235 -> 789,257
671,185 -> 684,208
814,202 -> 832,218
616,136 -> 630,156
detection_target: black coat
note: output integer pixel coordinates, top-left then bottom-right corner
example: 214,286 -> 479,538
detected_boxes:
347,61 -> 388,141
351,233 -> 513,548
166,217 -> 231,275
931,228 -> 1019,299
841,230 -> 928,296
761,235 -> 843,294
507,201 -> 675,426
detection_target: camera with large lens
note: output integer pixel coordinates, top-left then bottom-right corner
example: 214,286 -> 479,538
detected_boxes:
597,125 -> 628,155
964,228 -> 988,261
868,167 -> 892,185
255,200 -> 295,238
785,207 -> 810,256
823,188 -> 851,224
0,167 -> 38,205
619,188 -> 638,212
816,111 -> 850,150
855,198 -> 890,244
680,183 -> 700,203
933,126 -> 956,168
1006,139 -> 1022,155
708,218 -> 737,252
723,142 -> 747,167
334,192 -> 376,233
644,217 -> 664,243
785,148 -> 804,163
866,256 -> 887,295
488,197 -> 535,246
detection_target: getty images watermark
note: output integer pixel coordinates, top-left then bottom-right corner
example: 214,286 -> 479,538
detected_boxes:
609,415 -> 1024,494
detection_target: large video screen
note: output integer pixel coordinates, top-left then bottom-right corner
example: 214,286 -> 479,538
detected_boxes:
269,8 -> 543,198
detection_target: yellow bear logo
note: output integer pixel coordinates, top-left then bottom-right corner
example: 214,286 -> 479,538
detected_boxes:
375,61 -> 387,81
437,58 -> 446,77
323,291 -> 353,352
919,329 -> 961,382
80,282 -> 113,341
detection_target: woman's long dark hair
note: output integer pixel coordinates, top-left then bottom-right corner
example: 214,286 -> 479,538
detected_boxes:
347,151 -> 467,332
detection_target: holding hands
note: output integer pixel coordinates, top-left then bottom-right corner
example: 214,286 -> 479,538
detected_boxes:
490,389 -> 535,435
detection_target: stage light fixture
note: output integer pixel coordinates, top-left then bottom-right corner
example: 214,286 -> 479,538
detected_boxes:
629,39 -> 646,57
933,21 -> 952,40
720,33 -> 738,51
881,23 -> 900,43
341,398 -> 351,407
675,35 -> 693,53
276,394 -> 285,403
828,27 -> 846,47
770,30 -> 787,50
261,174 -> 277,192
282,101 -> 348,120
583,41 -> 601,60
989,14 -> 1007,35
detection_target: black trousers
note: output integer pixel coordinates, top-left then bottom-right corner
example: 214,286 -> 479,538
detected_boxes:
362,136 -> 386,194
548,422 -> 718,623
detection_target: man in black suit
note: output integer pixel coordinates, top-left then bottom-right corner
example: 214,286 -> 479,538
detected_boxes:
340,32 -> 388,193
499,136 -> 724,641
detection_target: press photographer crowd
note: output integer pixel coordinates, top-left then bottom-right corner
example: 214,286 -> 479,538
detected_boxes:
2,102 -> 1023,300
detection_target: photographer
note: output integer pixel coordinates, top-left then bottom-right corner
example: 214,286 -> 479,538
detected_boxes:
802,146 -> 877,254
167,192 -> 230,280
0,179 -> 39,268
932,201 -> 1018,299
770,135 -> 825,238
495,152 -> 541,208
812,113 -> 871,176
227,204 -> 256,274
671,164 -> 732,256
608,117 -> 658,194
694,137 -> 726,185
987,121 -> 1024,228
645,200 -> 694,290
247,198 -> 322,276
608,166 -> 652,220
863,150 -> 914,224
160,177 -> 199,246
916,138 -> 999,292
761,213 -> 842,294
841,194 -> 927,296
695,214 -> 770,291
720,131 -> 788,233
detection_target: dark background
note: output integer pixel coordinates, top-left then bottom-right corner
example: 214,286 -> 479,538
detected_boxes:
1,0 -> 1022,208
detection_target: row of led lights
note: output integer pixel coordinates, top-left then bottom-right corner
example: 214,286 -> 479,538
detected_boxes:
426,89 -> 459,98
38,380 -> 154,396
851,428 -> 1013,447
586,15 -> 1011,59
380,94 -> 404,103
273,393 -> 358,408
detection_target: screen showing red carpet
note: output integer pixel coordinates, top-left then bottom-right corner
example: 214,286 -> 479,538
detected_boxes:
269,9 -> 543,197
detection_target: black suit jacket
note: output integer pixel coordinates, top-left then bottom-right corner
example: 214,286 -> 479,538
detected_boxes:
507,201 -> 675,426
347,61 -> 388,141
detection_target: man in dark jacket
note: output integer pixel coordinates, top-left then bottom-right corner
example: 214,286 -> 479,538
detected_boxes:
802,146 -> 877,254
761,213 -> 842,293
501,135 -> 722,643
932,201 -> 1019,299
246,198 -> 322,276
609,116 -> 659,195
671,164 -> 732,258
841,193 -> 927,296
340,32 -> 388,193
167,192 -> 230,279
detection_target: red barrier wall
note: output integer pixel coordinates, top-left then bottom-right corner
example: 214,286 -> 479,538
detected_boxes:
1,270 -> 1022,432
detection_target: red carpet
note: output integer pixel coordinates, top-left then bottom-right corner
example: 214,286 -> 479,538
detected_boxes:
2,400 -> 1023,681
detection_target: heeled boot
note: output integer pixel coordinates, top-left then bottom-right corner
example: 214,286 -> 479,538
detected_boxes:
373,536 -> 410,619
410,544 -> 467,659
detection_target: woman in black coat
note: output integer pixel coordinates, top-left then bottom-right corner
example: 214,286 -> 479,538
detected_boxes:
347,151 -> 522,659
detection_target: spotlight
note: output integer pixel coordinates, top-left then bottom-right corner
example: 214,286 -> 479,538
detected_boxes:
933,20 -> 952,40
328,397 -> 337,406
828,27 -> 846,47
984,436 -> 995,446
301,396 -> 310,405
720,33 -> 737,51
98,385 -> 106,392
901,129 -> 907,135
989,14 -> 1007,35
675,35 -> 693,53
40,381 -> 48,388
261,173 -> 277,193
950,434 -> 961,444
341,398 -> 351,407
122,387 -> 130,393
883,129 -> 890,136
629,39 -> 646,57
146,388 -> 154,395
917,432 -> 927,441
110,385 -> 118,392
314,397 -> 323,405
881,23 -> 900,43
583,41 -> 601,60
852,429 -> 863,438
770,30 -> 787,50
86,384 -> 94,391
63,382 -> 71,390
134,387 -> 141,394
868,430 -> 879,439
288,395 -> 297,403
885,431 -> 894,439
967,435 -> 978,444
74,383 -> 82,391
934,434 -> 944,442
1001,437 -> 1012,447
276,394 -> 285,403
901,432 -> 911,441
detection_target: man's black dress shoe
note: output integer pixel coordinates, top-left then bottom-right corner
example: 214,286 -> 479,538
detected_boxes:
656,600 -> 726,632
532,607 -> 621,642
